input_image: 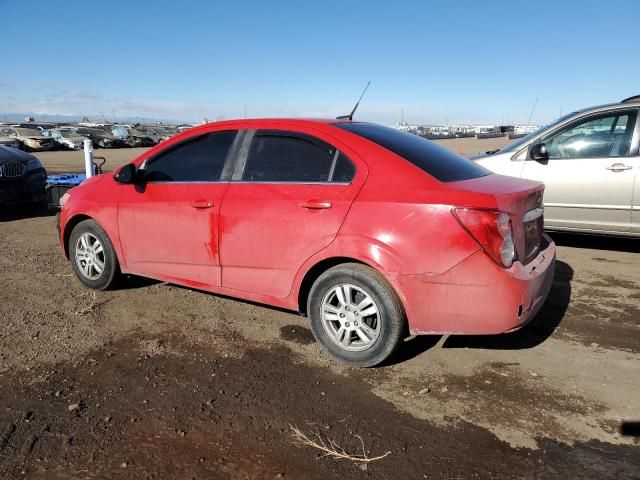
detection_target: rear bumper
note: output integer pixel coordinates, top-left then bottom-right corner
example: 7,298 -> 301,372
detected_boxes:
393,234 -> 556,335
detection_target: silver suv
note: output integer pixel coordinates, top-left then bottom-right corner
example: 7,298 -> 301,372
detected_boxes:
471,95 -> 640,236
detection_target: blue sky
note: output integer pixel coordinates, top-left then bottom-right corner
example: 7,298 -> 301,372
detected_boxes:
1,0 -> 638,125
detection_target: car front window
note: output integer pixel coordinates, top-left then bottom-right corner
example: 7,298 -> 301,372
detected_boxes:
543,110 -> 638,159
143,130 -> 237,182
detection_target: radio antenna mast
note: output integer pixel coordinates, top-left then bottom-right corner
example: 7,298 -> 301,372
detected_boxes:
526,97 -> 538,128
337,81 -> 371,120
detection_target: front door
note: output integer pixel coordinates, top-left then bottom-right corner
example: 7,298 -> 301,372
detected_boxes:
521,109 -> 638,233
219,129 -> 363,298
117,130 -> 237,288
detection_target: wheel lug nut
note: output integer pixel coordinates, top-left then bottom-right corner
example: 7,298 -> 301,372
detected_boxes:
339,313 -> 345,318
345,322 -> 350,327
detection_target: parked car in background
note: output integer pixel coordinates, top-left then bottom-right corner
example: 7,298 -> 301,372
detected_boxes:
0,145 -> 47,205
0,127 -> 55,151
471,95 -> 640,236
132,126 -> 164,144
108,125 -> 154,146
58,118 -> 555,367
0,134 -> 21,149
43,128 -> 90,150
74,127 -> 124,148
16,123 -> 56,132
153,126 -> 180,142
123,128 -> 156,147
109,125 -> 129,140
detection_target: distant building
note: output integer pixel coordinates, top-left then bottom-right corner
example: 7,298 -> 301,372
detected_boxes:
514,125 -> 539,134
397,122 -> 538,138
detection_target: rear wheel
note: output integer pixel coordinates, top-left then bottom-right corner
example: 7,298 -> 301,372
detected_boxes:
69,219 -> 120,290
308,263 -> 406,367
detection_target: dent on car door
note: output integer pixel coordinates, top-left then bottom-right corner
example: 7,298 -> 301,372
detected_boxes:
219,129 -> 362,298
520,109 -> 638,233
117,130 -> 238,287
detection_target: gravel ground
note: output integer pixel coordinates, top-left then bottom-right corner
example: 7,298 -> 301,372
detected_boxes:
0,137 -> 638,479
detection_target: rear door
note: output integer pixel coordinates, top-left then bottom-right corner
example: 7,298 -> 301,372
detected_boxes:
219,128 -> 363,298
117,130 -> 238,288
520,109 -> 638,233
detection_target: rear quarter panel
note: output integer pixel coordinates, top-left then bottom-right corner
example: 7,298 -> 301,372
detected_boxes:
326,139 -> 490,277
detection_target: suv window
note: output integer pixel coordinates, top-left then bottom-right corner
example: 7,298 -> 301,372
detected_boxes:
334,122 -> 489,182
143,130 -> 236,182
242,131 -> 355,183
543,110 -> 638,159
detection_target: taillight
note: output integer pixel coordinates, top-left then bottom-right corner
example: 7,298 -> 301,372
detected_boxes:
452,208 -> 517,268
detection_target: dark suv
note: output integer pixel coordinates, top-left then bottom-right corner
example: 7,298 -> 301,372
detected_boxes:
0,146 -> 47,206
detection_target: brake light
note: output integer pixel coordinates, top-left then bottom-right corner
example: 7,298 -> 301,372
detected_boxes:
453,208 -> 516,268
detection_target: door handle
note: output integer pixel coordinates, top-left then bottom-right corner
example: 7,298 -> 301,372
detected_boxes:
191,200 -> 214,209
300,200 -> 332,210
606,163 -> 633,172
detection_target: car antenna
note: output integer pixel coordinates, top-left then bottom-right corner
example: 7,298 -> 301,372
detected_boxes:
336,81 -> 371,120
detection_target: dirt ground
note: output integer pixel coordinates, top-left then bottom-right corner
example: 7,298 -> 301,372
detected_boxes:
1,138 -> 639,479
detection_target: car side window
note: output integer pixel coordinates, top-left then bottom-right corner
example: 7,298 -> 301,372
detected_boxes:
143,130 -> 237,182
242,131 -> 355,183
331,152 -> 356,182
543,110 -> 638,159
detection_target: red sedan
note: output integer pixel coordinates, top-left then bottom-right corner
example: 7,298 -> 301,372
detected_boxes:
58,119 -> 556,366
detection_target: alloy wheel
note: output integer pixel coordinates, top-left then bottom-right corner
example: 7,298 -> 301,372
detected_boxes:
320,283 -> 381,352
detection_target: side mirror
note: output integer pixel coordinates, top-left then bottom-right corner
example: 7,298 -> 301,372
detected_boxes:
114,163 -> 139,184
529,143 -> 549,163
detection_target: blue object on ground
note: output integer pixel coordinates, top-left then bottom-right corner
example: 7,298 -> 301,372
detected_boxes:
46,174 -> 86,186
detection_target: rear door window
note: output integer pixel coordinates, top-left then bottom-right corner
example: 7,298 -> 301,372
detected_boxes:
334,122 -> 489,182
241,131 -> 355,183
331,152 -> 356,182
143,130 -> 237,182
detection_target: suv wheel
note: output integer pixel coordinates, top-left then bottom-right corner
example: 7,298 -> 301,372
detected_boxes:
308,263 -> 406,367
69,219 -> 120,290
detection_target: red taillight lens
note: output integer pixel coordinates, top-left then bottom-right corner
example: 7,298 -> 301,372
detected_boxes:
452,208 -> 516,268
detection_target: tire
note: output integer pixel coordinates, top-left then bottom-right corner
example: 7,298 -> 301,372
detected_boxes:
307,263 -> 406,367
68,219 -> 120,290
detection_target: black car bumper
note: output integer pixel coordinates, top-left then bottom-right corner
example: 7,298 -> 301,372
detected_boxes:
0,168 -> 47,205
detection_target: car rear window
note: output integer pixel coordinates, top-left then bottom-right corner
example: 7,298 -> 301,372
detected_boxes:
334,122 -> 489,182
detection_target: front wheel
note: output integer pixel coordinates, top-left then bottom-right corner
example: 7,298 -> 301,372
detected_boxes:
308,263 -> 406,367
69,219 -> 120,290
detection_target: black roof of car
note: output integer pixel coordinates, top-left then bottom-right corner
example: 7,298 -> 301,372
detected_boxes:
621,95 -> 640,104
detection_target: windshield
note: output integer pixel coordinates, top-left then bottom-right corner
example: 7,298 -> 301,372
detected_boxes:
16,128 -> 42,136
59,130 -> 78,138
499,112 -> 577,153
112,126 -> 129,137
